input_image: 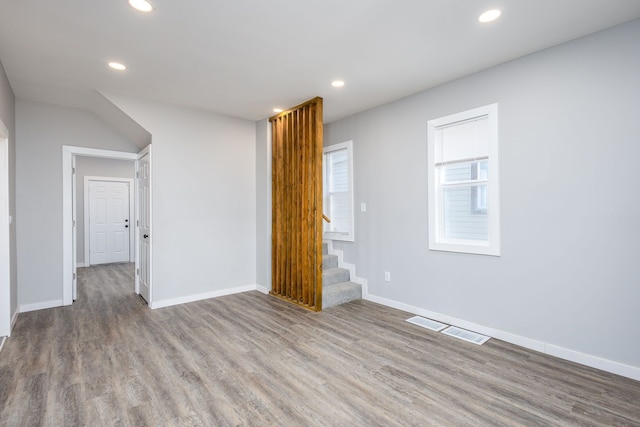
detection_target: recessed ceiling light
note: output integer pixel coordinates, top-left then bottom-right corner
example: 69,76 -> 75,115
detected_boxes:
331,80 -> 345,88
273,108 -> 283,113
478,9 -> 501,23
128,0 -> 153,12
108,62 -> 127,71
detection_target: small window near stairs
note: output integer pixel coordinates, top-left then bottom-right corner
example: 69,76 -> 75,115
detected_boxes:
323,141 -> 354,242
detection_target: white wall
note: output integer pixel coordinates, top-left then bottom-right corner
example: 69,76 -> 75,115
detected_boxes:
75,157 -> 135,265
15,100 -> 139,308
102,94 -> 257,305
324,20 -> 640,373
0,59 -> 16,330
255,119 -> 271,293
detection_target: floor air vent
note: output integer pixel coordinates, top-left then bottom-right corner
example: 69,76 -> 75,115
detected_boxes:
441,326 -> 490,345
406,316 -> 448,332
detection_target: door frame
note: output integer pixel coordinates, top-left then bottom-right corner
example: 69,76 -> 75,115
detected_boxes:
83,176 -> 135,266
0,120 -> 10,337
62,146 -> 139,306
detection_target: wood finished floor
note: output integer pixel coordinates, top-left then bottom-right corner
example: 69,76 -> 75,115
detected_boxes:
1,264 -> 639,426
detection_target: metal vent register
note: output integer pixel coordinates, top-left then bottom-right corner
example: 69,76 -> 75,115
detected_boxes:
406,316 -> 490,345
406,316 -> 448,332
441,326 -> 490,345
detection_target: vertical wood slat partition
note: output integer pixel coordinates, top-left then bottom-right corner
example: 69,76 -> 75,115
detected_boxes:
270,97 -> 323,311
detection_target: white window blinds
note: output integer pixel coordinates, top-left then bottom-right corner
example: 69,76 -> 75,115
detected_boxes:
435,116 -> 489,165
326,148 -> 349,233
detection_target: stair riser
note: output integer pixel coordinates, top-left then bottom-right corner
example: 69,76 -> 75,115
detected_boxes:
323,282 -> 362,309
322,268 -> 350,286
322,254 -> 338,269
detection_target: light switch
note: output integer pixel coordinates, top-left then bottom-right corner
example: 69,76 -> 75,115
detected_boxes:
361,203 -> 367,212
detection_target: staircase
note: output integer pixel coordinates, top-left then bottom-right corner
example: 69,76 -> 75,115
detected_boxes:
322,243 -> 362,309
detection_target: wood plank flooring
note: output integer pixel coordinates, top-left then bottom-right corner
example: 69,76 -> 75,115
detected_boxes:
1,263 -> 639,426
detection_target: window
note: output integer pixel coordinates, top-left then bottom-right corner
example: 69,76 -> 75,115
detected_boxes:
323,141 -> 354,241
427,104 -> 500,256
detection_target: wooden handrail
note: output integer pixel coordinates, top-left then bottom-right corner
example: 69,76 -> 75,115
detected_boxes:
322,214 -> 331,223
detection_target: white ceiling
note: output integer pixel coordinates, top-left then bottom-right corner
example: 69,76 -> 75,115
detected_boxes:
1,1 -> 639,123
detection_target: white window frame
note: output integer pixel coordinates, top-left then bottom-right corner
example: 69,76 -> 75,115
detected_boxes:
323,141 -> 354,242
427,104 -> 500,256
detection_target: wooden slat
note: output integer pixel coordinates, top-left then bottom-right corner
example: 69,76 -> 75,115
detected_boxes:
313,100 -> 323,310
294,108 -> 302,303
287,111 -> 293,301
285,112 -> 293,299
303,104 -> 311,306
305,104 -> 313,307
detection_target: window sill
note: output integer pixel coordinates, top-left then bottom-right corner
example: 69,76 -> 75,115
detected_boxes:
429,241 -> 500,256
323,233 -> 354,242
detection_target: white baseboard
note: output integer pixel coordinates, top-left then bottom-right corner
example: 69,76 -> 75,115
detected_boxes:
544,344 -> 640,381
76,262 -> 86,268
19,299 -> 64,313
364,293 -> 640,381
10,309 -> 18,334
0,309 -> 17,349
150,285 -> 259,309
255,285 -> 270,294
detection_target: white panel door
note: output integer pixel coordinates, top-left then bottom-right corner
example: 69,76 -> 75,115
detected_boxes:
137,150 -> 151,303
89,181 -> 130,265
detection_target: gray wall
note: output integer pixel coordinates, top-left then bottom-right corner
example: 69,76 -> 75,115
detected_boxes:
15,100 -> 139,307
101,94 -> 257,304
75,157 -> 135,265
255,119 -> 271,292
324,20 -> 640,369
0,60 -> 17,322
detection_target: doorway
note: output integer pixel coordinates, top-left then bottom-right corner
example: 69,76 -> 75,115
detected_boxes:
62,145 -> 152,306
